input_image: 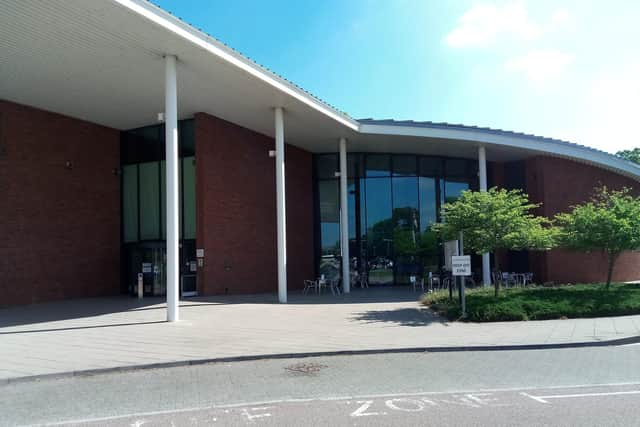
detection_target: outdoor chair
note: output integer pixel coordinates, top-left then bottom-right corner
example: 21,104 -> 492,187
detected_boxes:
359,273 -> 369,288
501,272 -> 518,288
524,272 -> 534,286
411,276 -> 425,292
303,279 -> 317,295
328,278 -> 341,296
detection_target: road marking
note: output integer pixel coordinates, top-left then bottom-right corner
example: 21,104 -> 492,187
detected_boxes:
522,390 -> 640,404
351,400 -> 386,417
241,406 -> 272,422
24,381 -> 640,427
520,392 -> 550,404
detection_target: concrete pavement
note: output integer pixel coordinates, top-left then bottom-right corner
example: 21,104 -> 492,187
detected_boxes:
1,287 -> 640,381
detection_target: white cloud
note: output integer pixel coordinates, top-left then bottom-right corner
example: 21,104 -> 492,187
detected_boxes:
445,1 -> 568,48
576,68 -> 640,152
504,49 -> 574,83
550,7 -> 570,27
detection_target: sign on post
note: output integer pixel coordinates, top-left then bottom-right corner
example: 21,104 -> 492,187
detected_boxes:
451,255 -> 471,276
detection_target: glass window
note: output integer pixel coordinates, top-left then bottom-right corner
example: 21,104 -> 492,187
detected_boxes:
445,159 -> 468,180
179,120 -> 195,157
364,177 -> 393,284
444,159 -> 472,203
159,160 -> 185,239
316,154 -> 338,180
348,179 -> 357,240
347,153 -> 362,179
318,180 -> 340,255
365,154 -> 391,177
444,181 -> 469,203
139,162 -> 160,240
392,177 -> 419,228
392,177 -> 420,284
160,161 -> 166,239
122,165 -> 138,242
419,157 -> 442,177
392,155 -> 417,176
182,157 -> 196,239
419,177 -> 437,231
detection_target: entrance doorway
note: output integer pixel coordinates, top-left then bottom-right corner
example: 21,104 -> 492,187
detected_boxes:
123,241 -> 197,297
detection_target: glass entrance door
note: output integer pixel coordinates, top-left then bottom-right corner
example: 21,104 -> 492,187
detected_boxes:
140,245 -> 166,296
180,240 -> 197,296
125,241 -> 197,297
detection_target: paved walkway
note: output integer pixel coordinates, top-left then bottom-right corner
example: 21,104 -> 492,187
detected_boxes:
1,288 -> 640,381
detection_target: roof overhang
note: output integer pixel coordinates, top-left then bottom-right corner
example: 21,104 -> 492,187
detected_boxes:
0,0 -> 358,147
356,122 -> 640,181
1,0 -> 639,181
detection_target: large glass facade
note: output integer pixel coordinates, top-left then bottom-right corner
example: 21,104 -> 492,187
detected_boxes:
120,120 -> 197,296
314,153 -> 478,285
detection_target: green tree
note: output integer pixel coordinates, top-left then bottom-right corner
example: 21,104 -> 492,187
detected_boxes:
432,188 -> 556,296
555,187 -> 640,289
616,148 -> 640,164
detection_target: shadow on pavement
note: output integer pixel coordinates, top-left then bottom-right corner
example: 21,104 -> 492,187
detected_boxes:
0,287 -> 424,329
351,307 -> 448,327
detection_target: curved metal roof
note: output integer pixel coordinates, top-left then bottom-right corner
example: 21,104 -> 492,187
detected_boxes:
357,119 -> 640,181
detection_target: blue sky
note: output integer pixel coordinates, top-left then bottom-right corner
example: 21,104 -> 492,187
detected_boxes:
154,0 -> 640,154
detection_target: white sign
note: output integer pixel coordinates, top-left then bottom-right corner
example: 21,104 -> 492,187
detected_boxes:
196,248 -> 205,258
451,255 -> 471,276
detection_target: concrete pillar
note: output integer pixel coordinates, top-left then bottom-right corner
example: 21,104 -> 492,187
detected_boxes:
165,55 -> 179,321
479,145 -> 491,287
275,107 -> 287,303
339,138 -> 350,293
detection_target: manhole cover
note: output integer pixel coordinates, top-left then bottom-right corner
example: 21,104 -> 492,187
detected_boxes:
284,362 -> 328,374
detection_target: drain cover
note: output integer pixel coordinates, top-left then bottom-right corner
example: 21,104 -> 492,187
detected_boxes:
284,362 -> 328,374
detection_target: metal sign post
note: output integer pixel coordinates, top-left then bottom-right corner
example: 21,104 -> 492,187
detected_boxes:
451,231 -> 470,318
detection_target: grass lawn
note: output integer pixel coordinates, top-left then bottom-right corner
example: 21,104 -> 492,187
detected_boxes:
422,283 -> 640,322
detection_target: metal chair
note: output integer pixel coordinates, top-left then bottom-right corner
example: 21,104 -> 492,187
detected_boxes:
303,279 -> 317,295
329,278 -> 342,296
411,276 -> 425,292
359,272 -> 369,288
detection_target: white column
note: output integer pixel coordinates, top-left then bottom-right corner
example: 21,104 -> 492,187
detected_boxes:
478,145 -> 491,287
339,138 -> 350,293
275,107 -> 287,303
165,55 -> 180,321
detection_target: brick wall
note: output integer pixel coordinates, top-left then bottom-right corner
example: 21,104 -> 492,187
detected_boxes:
194,113 -> 314,295
0,100 -> 121,307
526,156 -> 640,284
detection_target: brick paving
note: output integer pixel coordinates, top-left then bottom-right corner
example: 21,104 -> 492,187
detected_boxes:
1,288 -> 639,381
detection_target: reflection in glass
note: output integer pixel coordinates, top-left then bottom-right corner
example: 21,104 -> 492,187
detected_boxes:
122,165 -> 138,243
392,155 -> 417,176
348,179 -> 357,240
182,157 -> 196,239
365,178 -> 393,284
314,153 -> 478,286
318,180 -> 341,278
366,154 -> 391,177
419,177 -> 437,229
392,177 -> 419,284
444,181 -> 469,203
139,162 -> 160,240
316,154 -> 338,180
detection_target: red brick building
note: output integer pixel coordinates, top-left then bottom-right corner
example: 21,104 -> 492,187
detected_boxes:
1,1 -> 639,311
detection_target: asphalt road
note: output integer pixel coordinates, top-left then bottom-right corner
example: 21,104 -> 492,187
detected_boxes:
2,344 -> 640,426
